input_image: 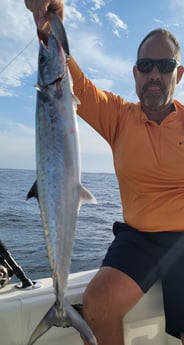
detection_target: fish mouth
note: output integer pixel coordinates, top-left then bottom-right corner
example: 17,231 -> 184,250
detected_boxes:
49,76 -> 63,86
49,75 -> 65,92
37,29 -> 48,46
36,75 -> 64,92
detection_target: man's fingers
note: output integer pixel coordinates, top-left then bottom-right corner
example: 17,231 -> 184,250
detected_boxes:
25,0 -> 64,31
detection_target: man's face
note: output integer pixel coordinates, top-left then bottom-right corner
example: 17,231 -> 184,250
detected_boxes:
133,34 -> 182,111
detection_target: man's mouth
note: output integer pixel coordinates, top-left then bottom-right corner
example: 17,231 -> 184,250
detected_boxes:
143,81 -> 164,93
147,85 -> 161,91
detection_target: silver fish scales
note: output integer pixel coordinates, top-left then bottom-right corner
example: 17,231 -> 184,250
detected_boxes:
27,17 -> 97,345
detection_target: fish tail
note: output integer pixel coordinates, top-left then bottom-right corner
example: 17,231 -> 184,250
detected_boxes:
27,303 -> 58,345
49,14 -> 70,56
63,299 -> 98,345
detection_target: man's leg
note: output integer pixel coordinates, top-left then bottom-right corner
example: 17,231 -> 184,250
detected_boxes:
82,266 -> 144,345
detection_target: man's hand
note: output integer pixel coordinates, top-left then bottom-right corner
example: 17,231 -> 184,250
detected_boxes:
25,0 -> 64,30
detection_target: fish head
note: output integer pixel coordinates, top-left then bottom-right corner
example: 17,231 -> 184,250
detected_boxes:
37,33 -> 66,88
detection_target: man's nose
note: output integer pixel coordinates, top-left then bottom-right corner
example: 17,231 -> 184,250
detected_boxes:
148,66 -> 161,80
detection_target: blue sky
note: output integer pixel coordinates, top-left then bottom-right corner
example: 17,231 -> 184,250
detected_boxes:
1,0 -> 184,172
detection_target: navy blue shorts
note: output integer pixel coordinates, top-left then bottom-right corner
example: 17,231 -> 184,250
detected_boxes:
102,222 -> 184,339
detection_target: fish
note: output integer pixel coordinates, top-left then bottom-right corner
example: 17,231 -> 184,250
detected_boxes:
27,16 -> 97,345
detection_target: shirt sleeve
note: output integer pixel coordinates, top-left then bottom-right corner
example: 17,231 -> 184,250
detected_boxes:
68,56 -> 127,148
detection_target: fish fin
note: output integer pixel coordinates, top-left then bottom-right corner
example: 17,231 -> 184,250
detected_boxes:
27,303 -> 58,345
49,14 -> 70,56
80,185 -> 97,207
26,180 -> 39,202
63,299 -> 98,345
72,93 -> 80,105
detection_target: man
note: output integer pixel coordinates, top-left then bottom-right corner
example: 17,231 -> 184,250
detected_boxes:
25,1 -> 184,344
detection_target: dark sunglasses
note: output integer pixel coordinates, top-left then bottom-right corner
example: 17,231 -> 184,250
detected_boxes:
136,58 -> 179,74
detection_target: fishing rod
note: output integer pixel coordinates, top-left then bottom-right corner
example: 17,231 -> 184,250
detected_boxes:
0,240 -> 34,289
0,35 -> 36,76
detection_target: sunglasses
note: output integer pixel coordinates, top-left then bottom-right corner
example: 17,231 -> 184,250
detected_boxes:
136,58 -> 179,74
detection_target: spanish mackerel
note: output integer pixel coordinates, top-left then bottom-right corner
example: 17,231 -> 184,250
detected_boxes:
27,17 -> 97,345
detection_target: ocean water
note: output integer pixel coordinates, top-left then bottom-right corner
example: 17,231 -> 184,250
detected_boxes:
0,168 -> 122,282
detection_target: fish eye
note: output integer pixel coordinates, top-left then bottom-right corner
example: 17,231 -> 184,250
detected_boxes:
39,55 -> 46,64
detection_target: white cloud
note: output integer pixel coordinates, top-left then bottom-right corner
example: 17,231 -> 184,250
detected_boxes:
65,5 -> 85,28
0,0 -> 34,40
170,0 -> 184,12
0,120 -> 35,169
0,88 -> 12,97
0,0 -> 134,172
112,29 -> 121,38
0,1 -> 38,96
89,11 -> 102,26
70,32 -> 132,80
90,0 -> 106,11
0,119 -> 34,138
175,77 -> 184,102
0,118 -> 114,172
106,12 -> 128,37
0,1 -> 131,97
78,118 -> 114,172
0,49 -> 36,89
78,119 -> 111,154
154,17 -> 184,30
91,78 -> 114,90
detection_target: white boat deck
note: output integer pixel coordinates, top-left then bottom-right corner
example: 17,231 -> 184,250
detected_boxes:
0,269 -> 181,345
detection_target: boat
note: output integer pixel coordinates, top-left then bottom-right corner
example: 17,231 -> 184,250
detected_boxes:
0,267 -> 181,345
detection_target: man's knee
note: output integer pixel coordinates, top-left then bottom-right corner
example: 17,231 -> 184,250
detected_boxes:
82,267 -> 143,321
82,273 -> 111,322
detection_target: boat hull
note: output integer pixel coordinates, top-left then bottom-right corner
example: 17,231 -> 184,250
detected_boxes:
0,269 -> 180,345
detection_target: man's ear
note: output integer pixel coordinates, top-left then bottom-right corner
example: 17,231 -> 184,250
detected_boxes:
177,65 -> 184,84
133,65 -> 137,81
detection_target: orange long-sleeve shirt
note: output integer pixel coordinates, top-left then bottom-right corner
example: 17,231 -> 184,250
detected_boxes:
69,57 -> 184,232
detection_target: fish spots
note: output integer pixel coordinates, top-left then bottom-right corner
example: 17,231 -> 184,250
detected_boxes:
49,107 -> 57,129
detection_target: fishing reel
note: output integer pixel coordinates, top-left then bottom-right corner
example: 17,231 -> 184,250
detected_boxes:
0,258 -> 13,289
0,241 -> 37,290
0,237 -> 42,290
0,265 -> 9,288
